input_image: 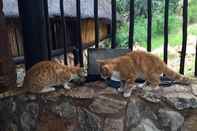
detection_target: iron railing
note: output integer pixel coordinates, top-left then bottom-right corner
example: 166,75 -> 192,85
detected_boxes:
11,0 -> 196,77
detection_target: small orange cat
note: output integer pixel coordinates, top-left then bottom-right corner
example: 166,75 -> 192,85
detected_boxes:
97,50 -> 190,97
0,61 -> 84,98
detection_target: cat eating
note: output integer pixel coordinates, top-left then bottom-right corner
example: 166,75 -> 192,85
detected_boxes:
97,50 -> 190,98
0,61 -> 85,99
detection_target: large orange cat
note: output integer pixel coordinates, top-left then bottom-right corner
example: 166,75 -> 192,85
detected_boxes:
0,61 -> 84,98
97,50 -> 190,97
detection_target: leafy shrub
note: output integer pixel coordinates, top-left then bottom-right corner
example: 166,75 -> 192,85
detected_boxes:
116,17 -> 148,48
189,0 -> 197,23
116,23 -> 129,48
152,14 -> 164,36
116,14 -> 181,48
168,15 -> 181,33
117,0 -> 129,15
115,0 -> 188,48
134,17 -> 147,47
188,24 -> 197,36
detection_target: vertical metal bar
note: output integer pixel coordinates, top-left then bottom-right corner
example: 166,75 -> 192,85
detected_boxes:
111,0 -> 117,48
18,0 -> 49,69
76,0 -> 83,66
195,41 -> 197,77
94,0 -> 99,48
179,0 -> 188,74
164,0 -> 169,64
128,0 -> 134,51
60,0 -> 68,64
43,0 -> 51,60
147,0 -> 152,52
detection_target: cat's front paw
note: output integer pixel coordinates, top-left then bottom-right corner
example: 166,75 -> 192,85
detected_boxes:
64,83 -> 71,90
123,90 -> 132,98
123,85 -> 136,98
117,87 -> 124,92
123,87 -> 133,98
137,81 -> 148,89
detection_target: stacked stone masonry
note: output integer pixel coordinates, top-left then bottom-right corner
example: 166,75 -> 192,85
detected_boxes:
0,81 -> 197,131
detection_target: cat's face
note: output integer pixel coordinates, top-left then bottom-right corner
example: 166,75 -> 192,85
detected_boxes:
97,60 -> 114,79
69,65 -> 86,83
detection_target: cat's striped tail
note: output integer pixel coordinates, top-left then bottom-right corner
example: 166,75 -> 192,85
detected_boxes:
163,65 -> 191,85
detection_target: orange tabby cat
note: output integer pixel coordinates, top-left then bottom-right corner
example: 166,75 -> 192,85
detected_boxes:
0,61 -> 84,98
97,50 -> 190,97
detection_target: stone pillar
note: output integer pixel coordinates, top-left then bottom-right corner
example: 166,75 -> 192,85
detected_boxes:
0,0 -> 16,92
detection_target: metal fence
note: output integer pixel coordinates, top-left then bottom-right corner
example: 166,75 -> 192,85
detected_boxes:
13,0 -> 197,76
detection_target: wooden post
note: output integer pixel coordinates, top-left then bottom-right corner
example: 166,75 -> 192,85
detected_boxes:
43,0 -> 51,60
0,0 -> 17,92
76,0 -> 83,66
18,0 -> 49,69
60,0 -> 68,64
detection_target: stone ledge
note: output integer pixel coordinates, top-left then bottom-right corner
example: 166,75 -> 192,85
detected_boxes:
0,81 -> 197,131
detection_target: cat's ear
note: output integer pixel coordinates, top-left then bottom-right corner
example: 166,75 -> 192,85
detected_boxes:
96,59 -> 105,65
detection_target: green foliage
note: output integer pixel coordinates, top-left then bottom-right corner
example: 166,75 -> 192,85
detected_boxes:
188,24 -> 197,36
152,14 -> 164,35
133,17 -> 147,47
114,0 -> 197,76
152,14 -> 181,36
116,23 -> 129,48
116,0 -> 129,15
189,0 -> 197,23
116,17 -> 148,48
168,15 -> 181,32
115,0 -> 196,49
168,0 -> 181,14
116,15 -> 181,48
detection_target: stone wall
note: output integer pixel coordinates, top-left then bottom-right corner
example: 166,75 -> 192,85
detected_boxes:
0,81 -> 197,131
